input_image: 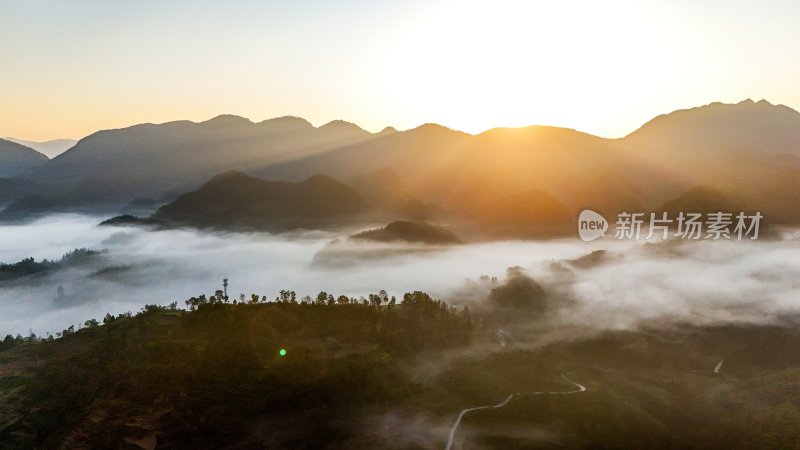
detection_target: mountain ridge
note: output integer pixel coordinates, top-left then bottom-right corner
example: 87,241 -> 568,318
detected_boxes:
3,138 -> 77,158
0,138 -> 48,178
5,100 -> 799,228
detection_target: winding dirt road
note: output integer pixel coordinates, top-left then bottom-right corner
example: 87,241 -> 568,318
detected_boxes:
444,374 -> 587,450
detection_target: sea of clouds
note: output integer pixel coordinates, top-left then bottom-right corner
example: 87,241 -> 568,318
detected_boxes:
0,214 -> 798,336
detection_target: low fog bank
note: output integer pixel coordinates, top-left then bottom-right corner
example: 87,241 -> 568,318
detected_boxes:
455,238 -> 800,341
0,214 -> 798,337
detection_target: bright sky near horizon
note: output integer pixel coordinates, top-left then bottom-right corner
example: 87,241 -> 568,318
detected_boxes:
2,0 -> 799,141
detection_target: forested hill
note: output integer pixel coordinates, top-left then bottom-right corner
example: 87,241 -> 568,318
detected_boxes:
4,290 -> 800,449
0,291 -> 472,449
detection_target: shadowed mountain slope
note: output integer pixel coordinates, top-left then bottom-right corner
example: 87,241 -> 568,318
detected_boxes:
153,171 -> 368,231
0,138 -> 48,177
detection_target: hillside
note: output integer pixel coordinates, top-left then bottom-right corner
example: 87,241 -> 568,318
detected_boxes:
0,178 -> 51,207
465,187 -> 574,238
351,221 -> 462,244
0,249 -> 104,282
152,171 -> 368,231
621,100 -> 800,223
656,186 -> 739,216
0,292 -> 472,449
0,138 -> 48,178
4,297 -> 800,448
348,168 -> 434,221
624,99 -> 800,158
0,178 -> 131,221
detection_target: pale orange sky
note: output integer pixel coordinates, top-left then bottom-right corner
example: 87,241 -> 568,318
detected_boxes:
2,0 -> 799,141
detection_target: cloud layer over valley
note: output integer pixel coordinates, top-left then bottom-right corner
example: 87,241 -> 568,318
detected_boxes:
1,215 -> 798,337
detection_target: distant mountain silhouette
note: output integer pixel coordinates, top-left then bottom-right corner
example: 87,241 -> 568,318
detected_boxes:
623,100 -> 800,223
152,171 -> 368,231
3,138 -> 77,158
5,100 -> 800,228
0,138 -> 48,177
18,115 -> 376,201
624,99 -> 800,157
260,124 -> 650,222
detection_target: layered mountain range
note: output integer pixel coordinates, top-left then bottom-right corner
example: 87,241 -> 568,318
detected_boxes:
2,99 -> 798,234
